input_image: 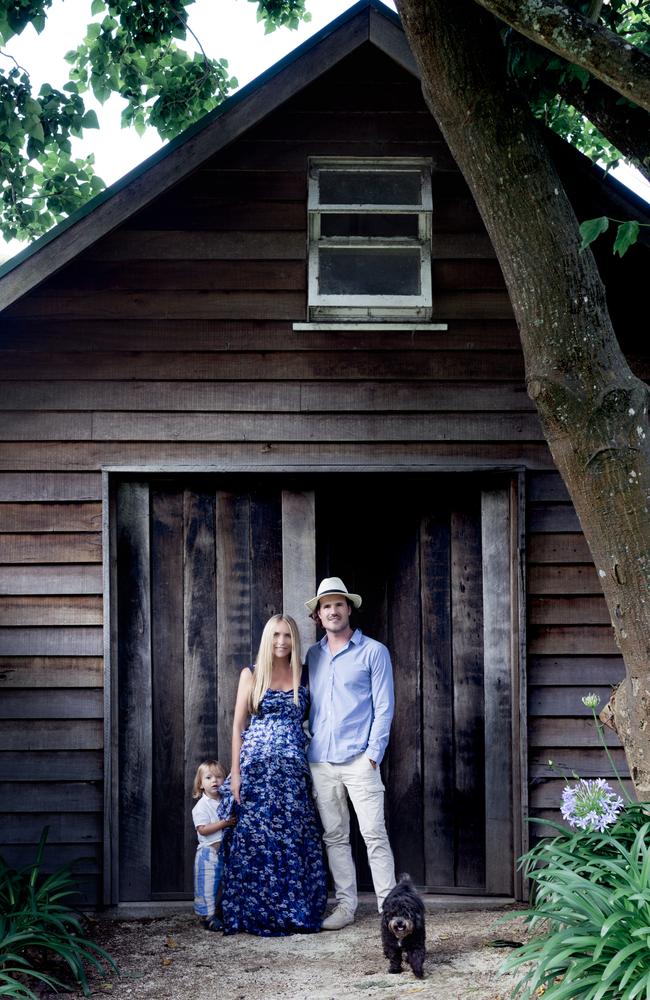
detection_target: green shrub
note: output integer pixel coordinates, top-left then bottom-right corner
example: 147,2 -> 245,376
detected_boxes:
0,828 -> 117,998
502,808 -> 650,999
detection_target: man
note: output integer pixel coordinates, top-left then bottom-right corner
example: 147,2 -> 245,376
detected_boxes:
305,576 -> 396,930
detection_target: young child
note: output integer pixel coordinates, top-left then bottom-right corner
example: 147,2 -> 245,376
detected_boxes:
191,759 -> 235,931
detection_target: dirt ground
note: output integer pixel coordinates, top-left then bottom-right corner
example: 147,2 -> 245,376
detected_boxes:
55,904 -> 531,1000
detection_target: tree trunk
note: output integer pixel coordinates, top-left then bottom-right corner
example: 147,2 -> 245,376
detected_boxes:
395,0 -> 650,796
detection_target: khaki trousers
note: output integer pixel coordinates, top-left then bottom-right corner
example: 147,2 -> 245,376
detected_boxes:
310,752 -> 396,914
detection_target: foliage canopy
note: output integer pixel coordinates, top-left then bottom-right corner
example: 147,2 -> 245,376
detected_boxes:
0,0 -> 647,243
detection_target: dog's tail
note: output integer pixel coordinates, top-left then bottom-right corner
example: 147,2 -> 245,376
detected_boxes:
397,872 -> 414,886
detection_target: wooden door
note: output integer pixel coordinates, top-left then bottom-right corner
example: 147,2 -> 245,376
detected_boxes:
110,473 -> 520,903
315,475 -> 520,895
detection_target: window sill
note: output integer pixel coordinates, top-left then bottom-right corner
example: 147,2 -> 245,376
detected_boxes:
293,321 -> 448,331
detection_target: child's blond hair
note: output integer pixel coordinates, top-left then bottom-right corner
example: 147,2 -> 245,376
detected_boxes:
192,759 -> 226,799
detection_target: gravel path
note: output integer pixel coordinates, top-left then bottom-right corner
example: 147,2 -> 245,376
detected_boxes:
56,905 -> 530,1000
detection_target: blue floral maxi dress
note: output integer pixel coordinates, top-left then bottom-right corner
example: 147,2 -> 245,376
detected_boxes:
218,684 -> 327,936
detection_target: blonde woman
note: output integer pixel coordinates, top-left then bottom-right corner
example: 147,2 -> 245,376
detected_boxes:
219,614 -> 327,936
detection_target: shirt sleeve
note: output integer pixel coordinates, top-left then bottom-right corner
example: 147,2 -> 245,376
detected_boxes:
366,643 -> 395,765
192,797 -> 212,829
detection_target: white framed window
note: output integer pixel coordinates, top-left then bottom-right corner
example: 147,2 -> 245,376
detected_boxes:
307,157 -> 432,322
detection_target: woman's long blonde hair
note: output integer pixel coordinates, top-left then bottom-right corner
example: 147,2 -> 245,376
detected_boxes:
249,614 -> 302,714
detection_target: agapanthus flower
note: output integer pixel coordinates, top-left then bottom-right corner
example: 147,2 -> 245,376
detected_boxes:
582,693 -> 601,709
561,778 -> 624,832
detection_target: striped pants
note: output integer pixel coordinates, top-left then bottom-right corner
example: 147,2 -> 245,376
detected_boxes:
193,844 -> 225,918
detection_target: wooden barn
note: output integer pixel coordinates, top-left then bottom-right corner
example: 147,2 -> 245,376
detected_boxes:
0,0 -> 648,908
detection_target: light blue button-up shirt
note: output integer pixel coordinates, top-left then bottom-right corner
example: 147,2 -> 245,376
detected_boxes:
306,628 -> 395,765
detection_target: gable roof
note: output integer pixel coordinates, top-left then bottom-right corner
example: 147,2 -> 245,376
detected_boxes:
1,0 -> 647,312
0,0 -> 410,310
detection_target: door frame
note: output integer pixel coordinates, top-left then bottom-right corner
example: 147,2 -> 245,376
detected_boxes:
102,464 -> 527,905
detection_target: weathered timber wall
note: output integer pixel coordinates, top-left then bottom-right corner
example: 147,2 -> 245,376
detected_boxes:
0,44 -> 643,899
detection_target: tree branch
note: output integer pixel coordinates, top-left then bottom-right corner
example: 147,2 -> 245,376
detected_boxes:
557,77 -> 650,184
473,0 -> 650,114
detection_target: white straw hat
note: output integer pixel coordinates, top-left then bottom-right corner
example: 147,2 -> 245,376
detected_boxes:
305,577 -> 362,613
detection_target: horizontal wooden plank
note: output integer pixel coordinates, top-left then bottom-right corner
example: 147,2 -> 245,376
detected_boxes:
0,534 -> 102,563
87,228 -> 498,261
0,440 -> 556,471
244,110 -> 442,143
0,656 -> 103,687
85,411 -> 544,443
0,565 -> 103,595
526,810 -> 569,838
430,233 -> 496,259
0,379 -> 533,412
0,750 -> 103,780
527,656 -> 625,686
0,811 -> 102,843
206,139 -> 457,174
528,625 -> 618,655
0,627 -> 103,656
0,844 -> 101,873
528,717 -> 622,748
147,167 -> 307,202
0,719 -> 102,750
0,781 -> 102,811
0,503 -> 102,532
528,685 -> 615,717
431,259 -> 505,291
0,473 -> 102,501
528,504 -> 581,533
0,410 -> 544,444
103,200 -> 307,232
0,413 -> 92,440
0,321 -> 521,354
529,749 -> 628,778
40,258 -> 308,296
283,79 -> 427,114
527,472 -> 570,503
9,289 -> 514,322
530,778 -> 634,809
528,596 -> 610,626
66,230 -> 308,262
0,688 -> 103,719
0,349 -> 526,381
0,596 -> 103,626
303,381 -> 533,411
8,290 -> 306,321
528,533 -> 592,564
528,564 -> 603,595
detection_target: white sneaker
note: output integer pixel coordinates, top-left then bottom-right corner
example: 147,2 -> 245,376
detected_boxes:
321,906 -> 355,930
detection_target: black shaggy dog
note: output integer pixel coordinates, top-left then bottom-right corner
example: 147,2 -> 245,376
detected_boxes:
380,874 -> 426,978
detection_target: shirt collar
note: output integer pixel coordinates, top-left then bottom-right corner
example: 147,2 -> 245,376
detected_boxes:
318,627 -> 363,650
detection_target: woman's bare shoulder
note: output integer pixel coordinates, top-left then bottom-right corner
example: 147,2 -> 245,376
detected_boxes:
239,665 -> 254,685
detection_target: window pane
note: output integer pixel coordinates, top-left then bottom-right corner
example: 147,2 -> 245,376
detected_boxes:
319,170 -> 422,205
319,248 -> 421,295
320,213 -> 419,238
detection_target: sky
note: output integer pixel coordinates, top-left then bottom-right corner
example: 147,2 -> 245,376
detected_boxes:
2,0 -> 385,259
1,0 -> 648,260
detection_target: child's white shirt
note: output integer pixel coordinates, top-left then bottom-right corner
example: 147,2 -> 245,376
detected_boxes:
192,793 -> 224,848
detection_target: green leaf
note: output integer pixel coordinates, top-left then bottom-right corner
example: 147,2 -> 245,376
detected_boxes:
613,220 -> 640,257
90,0 -> 105,13
80,109 -> 100,129
27,121 -> 45,143
579,216 -> 609,251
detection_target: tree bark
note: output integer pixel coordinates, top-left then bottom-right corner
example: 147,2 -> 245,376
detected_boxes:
395,0 -> 650,796
472,0 -> 650,114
